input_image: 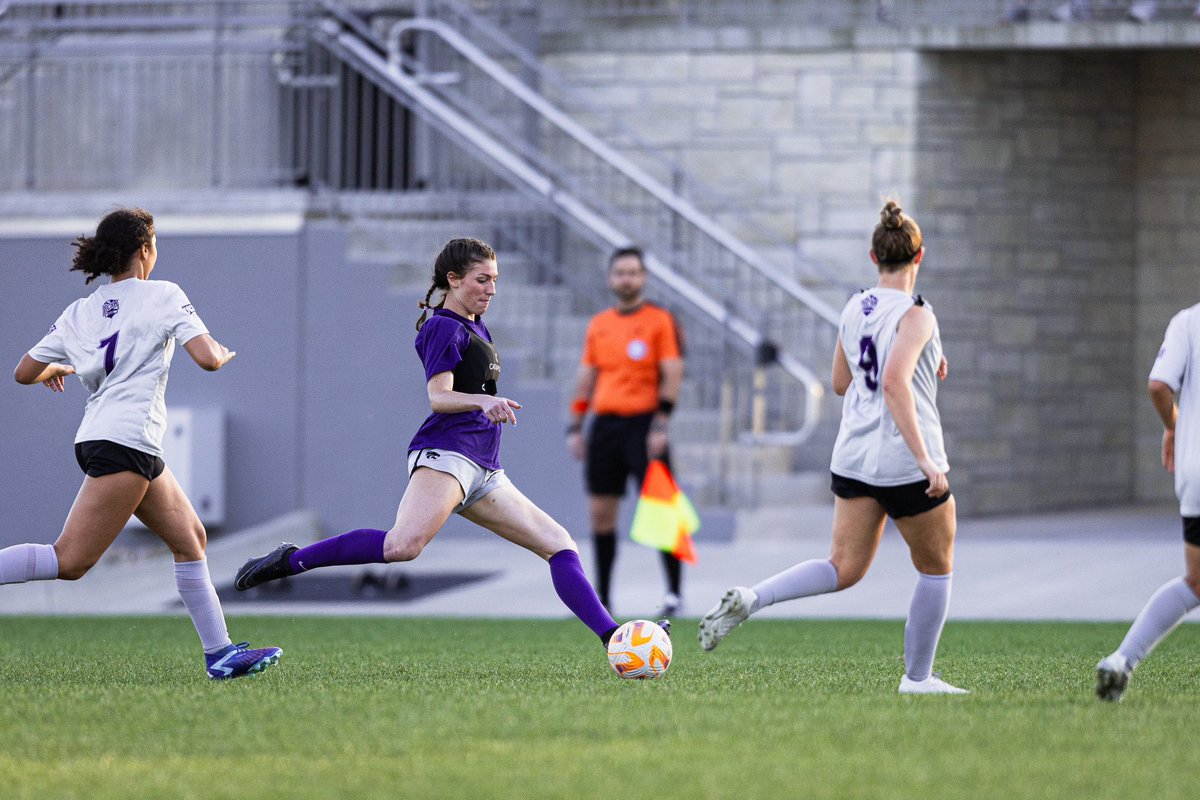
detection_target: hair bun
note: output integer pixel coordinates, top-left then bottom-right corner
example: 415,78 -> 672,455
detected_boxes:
881,200 -> 904,230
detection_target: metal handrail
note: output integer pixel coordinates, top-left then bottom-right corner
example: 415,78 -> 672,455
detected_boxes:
382,17 -> 834,443
405,0 -> 855,293
388,19 -> 841,328
317,17 -> 828,445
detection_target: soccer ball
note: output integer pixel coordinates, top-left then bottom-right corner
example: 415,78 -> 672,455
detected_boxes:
606,619 -> 672,679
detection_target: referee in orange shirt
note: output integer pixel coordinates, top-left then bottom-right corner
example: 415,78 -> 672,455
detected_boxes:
566,247 -> 685,617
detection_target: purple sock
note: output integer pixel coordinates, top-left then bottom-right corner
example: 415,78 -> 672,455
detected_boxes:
288,528 -> 388,573
549,549 -> 618,642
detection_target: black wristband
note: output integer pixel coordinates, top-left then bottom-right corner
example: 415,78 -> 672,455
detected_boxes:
657,398 -> 676,416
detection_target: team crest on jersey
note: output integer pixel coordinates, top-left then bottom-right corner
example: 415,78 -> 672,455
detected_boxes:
626,339 -> 648,360
861,295 -> 878,317
102,298 -> 120,319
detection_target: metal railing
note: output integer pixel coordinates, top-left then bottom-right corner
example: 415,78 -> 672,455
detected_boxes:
0,0 -> 841,452
372,16 -> 839,445
514,0 -> 1200,30
371,0 -> 854,294
304,12 -> 840,448
0,1 -> 310,190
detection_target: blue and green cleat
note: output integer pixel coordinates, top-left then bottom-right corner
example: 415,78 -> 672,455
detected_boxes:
206,641 -> 283,680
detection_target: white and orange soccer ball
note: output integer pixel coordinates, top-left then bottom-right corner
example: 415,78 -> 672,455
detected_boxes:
606,619 -> 672,679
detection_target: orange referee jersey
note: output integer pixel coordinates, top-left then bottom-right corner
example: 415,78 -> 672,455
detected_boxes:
582,302 -> 682,416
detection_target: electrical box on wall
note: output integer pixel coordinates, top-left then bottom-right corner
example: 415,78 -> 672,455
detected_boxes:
129,407 -> 226,529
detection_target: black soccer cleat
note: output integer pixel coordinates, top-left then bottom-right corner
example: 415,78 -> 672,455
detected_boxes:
656,618 -> 671,636
234,542 -> 299,591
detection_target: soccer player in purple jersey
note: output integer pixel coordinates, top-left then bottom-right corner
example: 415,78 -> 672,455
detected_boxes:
236,238 -> 636,650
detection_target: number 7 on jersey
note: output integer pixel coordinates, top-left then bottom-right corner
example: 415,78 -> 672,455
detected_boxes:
99,331 -> 120,375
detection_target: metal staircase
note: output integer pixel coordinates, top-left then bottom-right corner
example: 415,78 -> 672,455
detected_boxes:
0,0 -> 847,520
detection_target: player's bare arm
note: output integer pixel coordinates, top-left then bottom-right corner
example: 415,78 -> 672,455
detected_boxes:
14,354 -> 76,391
182,334 -> 235,371
1149,379 -> 1178,473
427,371 -> 520,424
882,305 -> 945,497
831,335 -> 852,396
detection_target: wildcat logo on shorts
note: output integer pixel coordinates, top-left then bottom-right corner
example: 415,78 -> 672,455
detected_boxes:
861,295 -> 878,317
424,451 -> 441,460
102,299 -> 120,319
182,304 -> 196,315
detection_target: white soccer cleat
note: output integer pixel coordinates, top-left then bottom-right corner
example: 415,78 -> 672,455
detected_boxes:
1095,652 -> 1132,703
898,674 -> 970,695
698,586 -> 756,652
658,591 -> 681,618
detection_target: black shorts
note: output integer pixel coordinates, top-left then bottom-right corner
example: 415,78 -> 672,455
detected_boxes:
1184,517 -> 1200,547
75,440 -> 165,482
830,472 -> 950,519
586,413 -> 672,496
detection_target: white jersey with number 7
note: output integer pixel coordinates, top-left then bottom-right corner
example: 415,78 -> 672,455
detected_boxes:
28,279 -> 208,457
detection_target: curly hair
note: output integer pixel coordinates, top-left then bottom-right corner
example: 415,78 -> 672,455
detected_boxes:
70,208 -> 155,284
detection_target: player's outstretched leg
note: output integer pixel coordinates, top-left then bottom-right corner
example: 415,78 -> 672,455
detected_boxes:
205,642 -> 283,680
235,542 -> 298,590
698,586 -> 757,652
1095,652 -> 1132,703
1095,577 -> 1200,702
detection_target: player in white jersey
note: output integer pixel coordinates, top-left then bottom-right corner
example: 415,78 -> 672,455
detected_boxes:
1097,302 -> 1200,702
5,208 -> 280,680
700,200 -> 967,695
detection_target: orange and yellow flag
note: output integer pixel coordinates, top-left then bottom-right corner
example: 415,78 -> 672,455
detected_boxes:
630,460 -> 700,564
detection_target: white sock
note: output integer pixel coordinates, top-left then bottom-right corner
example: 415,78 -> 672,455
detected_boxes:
174,559 -> 232,654
0,543 -> 59,584
1118,577 -> 1200,669
905,572 -> 952,682
750,559 -> 838,612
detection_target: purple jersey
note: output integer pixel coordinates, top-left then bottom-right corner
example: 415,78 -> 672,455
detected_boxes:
408,308 -> 502,469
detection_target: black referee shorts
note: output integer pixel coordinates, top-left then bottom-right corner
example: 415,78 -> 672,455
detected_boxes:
586,413 -> 672,497
75,439 -> 165,482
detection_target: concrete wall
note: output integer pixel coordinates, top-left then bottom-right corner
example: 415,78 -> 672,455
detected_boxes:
0,216 -> 600,549
0,223 -> 312,542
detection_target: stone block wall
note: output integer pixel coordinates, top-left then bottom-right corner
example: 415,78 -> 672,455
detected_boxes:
1134,52 -> 1200,503
541,31 -> 1200,514
916,51 -> 1140,513
543,48 -> 920,293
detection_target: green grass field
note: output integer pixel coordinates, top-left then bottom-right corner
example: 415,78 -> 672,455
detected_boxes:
0,616 -> 1195,800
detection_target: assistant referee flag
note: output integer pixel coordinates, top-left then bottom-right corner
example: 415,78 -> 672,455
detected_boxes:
630,460 -> 700,564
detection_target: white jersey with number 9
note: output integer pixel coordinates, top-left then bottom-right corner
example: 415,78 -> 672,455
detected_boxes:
831,286 -> 948,486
